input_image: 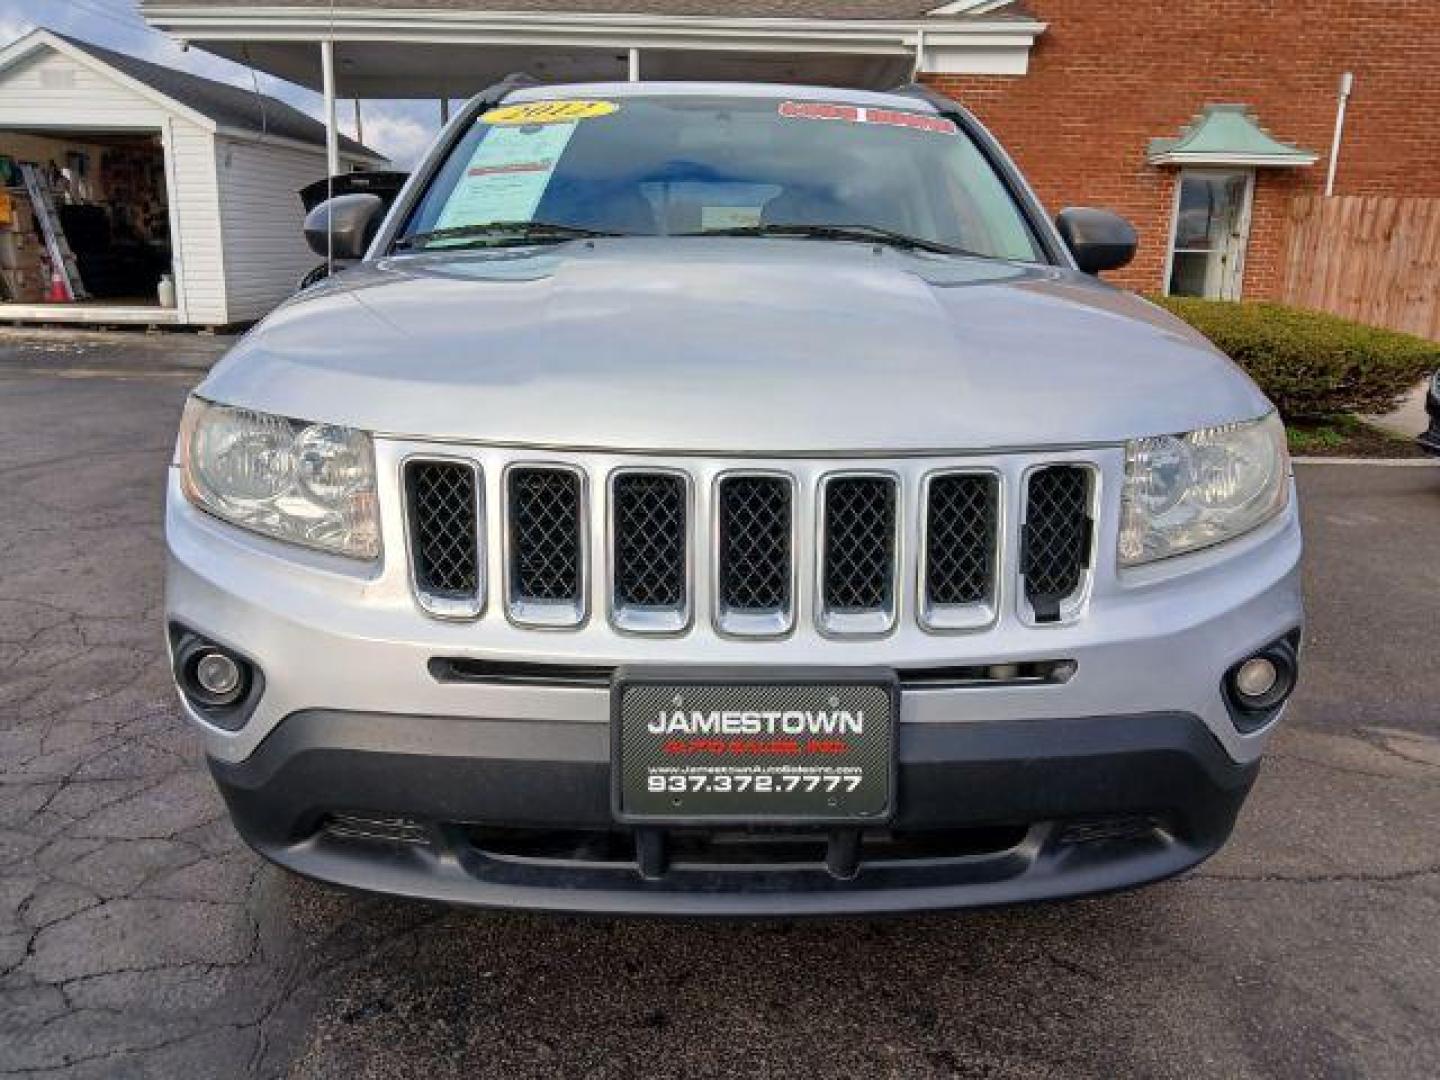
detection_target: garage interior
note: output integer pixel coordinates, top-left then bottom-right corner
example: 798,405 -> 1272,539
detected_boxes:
0,128 -> 172,309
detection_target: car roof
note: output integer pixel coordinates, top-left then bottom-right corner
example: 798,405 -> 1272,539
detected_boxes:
503,81 -> 941,113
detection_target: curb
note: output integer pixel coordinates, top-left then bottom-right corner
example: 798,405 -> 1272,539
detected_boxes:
1293,457 -> 1440,467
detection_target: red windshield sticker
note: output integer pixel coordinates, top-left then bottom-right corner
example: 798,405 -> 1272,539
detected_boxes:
778,100 -> 957,134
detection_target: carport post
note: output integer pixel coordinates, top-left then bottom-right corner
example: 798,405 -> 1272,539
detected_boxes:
321,40 -> 339,178
628,47 -> 640,81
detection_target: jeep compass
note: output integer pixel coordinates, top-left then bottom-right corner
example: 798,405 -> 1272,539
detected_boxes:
165,81 -> 1303,914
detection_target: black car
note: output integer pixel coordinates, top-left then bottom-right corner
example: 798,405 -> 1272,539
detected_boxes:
1420,371 -> 1440,456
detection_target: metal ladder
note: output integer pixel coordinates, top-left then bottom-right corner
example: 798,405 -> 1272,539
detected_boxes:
18,162 -> 89,301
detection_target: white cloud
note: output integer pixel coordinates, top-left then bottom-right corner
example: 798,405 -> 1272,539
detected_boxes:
0,13 -> 35,45
348,106 -> 439,169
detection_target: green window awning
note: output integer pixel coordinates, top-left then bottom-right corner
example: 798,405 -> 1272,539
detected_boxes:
1148,104 -> 1318,168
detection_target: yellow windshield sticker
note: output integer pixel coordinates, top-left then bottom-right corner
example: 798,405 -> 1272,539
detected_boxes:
481,100 -> 619,125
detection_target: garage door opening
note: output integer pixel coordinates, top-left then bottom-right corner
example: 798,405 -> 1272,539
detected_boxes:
0,128 -> 174,318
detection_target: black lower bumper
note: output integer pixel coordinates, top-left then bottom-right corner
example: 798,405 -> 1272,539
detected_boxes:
1419,386 -> 1440,455
210,710 -> 1259,916
1419,422 -> 1440,456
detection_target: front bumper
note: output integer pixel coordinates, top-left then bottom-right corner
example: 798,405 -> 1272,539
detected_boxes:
167,452 -> 1302,913
212,708 -> 1257,916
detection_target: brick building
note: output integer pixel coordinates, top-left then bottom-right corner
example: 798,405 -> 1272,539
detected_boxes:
142,1 -> 1435,301
924,1 -> 1440,298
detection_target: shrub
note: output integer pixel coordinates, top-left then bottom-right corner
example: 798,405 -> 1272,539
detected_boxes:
1149,296 -> 1439,419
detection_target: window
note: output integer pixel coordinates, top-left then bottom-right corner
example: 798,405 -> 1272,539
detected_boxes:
1165,169 -> 1254,300
400,93 -> 1044,262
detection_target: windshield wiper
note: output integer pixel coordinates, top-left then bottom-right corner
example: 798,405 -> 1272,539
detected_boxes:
676,223 -> 983,257
395,221 -> 626,251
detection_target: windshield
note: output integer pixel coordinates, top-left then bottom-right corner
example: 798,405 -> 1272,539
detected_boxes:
398,93 -> 1044,261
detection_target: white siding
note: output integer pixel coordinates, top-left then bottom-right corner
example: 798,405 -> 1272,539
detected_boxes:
0,47 -> 172,129
214,137 -> 331,323
165,121 -> 226,324
0,47 -> 227,324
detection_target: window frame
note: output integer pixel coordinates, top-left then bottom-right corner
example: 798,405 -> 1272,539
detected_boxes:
1162,166 -> 1256,301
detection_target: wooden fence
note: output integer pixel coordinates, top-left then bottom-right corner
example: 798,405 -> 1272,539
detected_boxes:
1279,195 -> 1440,340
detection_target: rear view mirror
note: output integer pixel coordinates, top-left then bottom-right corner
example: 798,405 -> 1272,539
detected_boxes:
303,193 -> 385,260
1055,207 -> 1138,275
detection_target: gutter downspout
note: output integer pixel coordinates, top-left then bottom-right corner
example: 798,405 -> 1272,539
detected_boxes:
912,28 -> 926,80
1325,71 -> 1354,197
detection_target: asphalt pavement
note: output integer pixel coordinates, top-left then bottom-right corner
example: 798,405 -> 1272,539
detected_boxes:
1,330 -> 1438,1079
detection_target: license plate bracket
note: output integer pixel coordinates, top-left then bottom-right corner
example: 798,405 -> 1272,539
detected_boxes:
611,667 -> 898,826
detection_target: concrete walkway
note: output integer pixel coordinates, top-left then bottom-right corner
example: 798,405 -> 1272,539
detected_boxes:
1364,380 -> 1431,438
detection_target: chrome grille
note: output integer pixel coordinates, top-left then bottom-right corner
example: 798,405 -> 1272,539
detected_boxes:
717,474 -> 793,633
404,459 -> 482,618
923,472 -> 998,620
402,451 -> 1099,633
820,475 -> 897,634
1022,465 -> 1093,623
612,471 -> 688,631
507,466 -> 585,624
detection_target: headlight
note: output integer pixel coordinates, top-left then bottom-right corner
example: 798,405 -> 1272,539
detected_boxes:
179,397 -> 380,559
1120,412 -> 1289,567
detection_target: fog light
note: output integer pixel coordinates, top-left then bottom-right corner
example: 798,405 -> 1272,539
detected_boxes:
169,626 -> 264,730
174,637 -> 253,710
1234,657 -> 1279,699
195,651 -> 242,697
1223,632 -> 1300,730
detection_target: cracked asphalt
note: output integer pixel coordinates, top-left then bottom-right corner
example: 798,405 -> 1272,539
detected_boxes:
2,329 -> 1439,1078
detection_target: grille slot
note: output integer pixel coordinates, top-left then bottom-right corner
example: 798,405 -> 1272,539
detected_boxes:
405,459 -> 482,618
506,466 -> 585,625
820,475 -> 898,634
922,472 -> 998,628
611,471 -> 688,631
1022,465 -> 1093,623
716,475 -> 793,634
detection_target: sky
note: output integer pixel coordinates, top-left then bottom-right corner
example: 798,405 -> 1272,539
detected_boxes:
0,0 -> 443,166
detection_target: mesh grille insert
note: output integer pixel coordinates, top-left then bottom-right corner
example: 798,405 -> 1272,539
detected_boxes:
508,468 -> 583,603
1022,466 -> 1092,622
613,473 -> 687,609
925,473 -> 998,607
718,476 -> 792,612
406,461 -> 480,600
823,477 -> 896,612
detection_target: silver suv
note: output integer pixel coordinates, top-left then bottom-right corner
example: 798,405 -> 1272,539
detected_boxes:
166,82 -> 1302,915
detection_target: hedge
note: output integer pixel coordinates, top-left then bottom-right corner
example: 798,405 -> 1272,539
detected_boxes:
1149,296 -> 1439,419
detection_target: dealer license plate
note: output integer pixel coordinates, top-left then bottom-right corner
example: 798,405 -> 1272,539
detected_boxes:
612,670 -> 897,824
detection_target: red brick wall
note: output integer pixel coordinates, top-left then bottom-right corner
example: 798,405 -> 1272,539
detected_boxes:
922,0 -> 1440,297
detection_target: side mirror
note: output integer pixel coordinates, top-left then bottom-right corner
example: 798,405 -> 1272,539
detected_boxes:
303,193 -> 385,260
1055,207 -> 1138,275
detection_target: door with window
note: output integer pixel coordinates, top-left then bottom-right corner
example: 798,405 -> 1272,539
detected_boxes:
1165,169 -> 1254,300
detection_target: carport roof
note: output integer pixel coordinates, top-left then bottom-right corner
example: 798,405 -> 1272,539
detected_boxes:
141,1 -> 1037,19
141,1 -> 1047,97
49,32 -> 381,160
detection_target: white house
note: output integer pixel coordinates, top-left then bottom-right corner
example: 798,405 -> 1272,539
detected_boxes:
0,29 -> 385,327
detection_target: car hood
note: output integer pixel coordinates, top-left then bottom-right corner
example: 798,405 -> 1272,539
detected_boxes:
202,239 -> 1271,454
